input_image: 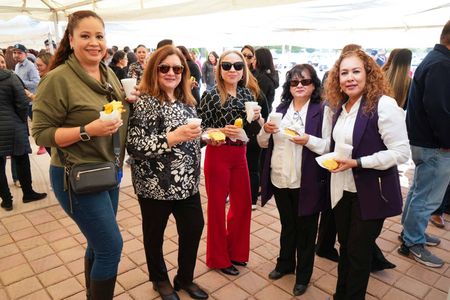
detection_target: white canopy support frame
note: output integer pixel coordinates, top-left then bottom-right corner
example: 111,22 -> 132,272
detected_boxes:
0,0 -> 449,49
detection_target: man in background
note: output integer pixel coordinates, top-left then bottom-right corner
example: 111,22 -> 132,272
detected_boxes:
400,20 -> 450,268
12,44 -> 40,119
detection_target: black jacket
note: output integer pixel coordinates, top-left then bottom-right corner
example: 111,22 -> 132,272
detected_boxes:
406,44 -> 450,148
187,60 -> 201,103
254,69 -> 279,112
0,69 -> 31,156
109,64 -> 127,81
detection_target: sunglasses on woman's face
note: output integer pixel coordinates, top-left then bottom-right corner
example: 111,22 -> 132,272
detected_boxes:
242,54 -> 254,60
158,64 -> 184,74
221,61 -> 245,71
289,79 -> 313,87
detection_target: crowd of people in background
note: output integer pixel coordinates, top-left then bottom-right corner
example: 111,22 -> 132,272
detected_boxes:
0,10 -> 449,300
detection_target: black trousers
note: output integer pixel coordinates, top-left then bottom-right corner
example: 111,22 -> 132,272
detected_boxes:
246,142 -> 261,205
0,154 -> 34,203
333,192 -> 384,300
316,208 -> 337,254
273,187 -> 319,284
138,192 -> 204,283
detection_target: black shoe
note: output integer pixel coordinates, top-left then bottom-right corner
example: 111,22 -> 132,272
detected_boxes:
268,269 -> 294,280
316,248 -> 339,262
23,192 -> 47,203
173,275 -> 208,299
153,280 -> 180,300
293,284 -> 308,296
371,260 -> 396,272
1,201 -> 13,211
231,260 -> 247,267
220,265 -> 239,276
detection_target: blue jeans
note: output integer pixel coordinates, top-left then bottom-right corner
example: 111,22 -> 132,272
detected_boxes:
401,146 -> 450,246
50,166 -> 123,280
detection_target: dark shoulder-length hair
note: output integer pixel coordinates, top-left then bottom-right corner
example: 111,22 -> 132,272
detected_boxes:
254,47 -> 276,74
207,51 -> 218,66
139,45 -> 196,106
49,10 -> 104,71
241,45 -> 255,55
281,64 -> 322,104
177,45 -> 193,62
110,50 -> 126,66
325,49 -> 392,113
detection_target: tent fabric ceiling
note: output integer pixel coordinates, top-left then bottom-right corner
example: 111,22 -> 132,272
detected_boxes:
0,0 -> 306,22
0,0 -> 449,48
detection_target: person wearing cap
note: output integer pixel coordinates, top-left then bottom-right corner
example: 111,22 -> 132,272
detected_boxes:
12,43 -> 40,120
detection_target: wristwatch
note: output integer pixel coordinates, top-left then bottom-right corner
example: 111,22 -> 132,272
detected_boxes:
80,125 -> 91,141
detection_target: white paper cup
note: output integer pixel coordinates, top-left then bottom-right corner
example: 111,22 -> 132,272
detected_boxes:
245,101 -> 258,122
121,78 -> 137,98
245,101 -> 258,111
187,117 -> 202,126
269,112 -> 282,127
335,143 -> 353,159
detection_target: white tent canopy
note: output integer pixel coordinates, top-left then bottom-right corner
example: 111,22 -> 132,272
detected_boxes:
1,0 -> 449,49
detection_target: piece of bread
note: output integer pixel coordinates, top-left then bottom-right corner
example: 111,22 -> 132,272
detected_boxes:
103,100 -> 125,114
234,118 -> 243,128
284,128 -> 298,137
323,159 -> 339,170
208,131 -> 226,142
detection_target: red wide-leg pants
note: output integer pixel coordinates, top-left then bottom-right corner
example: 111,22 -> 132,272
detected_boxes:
204,144 -> 251,268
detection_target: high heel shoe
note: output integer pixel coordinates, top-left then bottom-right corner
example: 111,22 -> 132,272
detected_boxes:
173,275 -> 208,299
220,265 -> 239,276
152,280 -> 180,300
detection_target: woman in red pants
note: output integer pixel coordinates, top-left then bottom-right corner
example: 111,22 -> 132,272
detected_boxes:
198,50 -> 263,276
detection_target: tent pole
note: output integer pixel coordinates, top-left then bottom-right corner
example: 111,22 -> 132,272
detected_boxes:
53,11 -> 60,42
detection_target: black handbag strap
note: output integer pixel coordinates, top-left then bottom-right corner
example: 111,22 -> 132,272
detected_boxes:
57,130 -> 120,166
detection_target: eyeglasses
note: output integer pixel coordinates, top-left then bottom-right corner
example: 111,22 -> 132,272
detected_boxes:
289,79 -> 313,87
221,61 -> 245,71
158,64 -> 184,74
242,54 -> 254,60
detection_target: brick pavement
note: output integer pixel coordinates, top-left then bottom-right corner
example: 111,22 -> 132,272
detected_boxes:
0,150 -> 449,299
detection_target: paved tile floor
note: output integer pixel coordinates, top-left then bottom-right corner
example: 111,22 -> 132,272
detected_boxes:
0,146 -> 449,300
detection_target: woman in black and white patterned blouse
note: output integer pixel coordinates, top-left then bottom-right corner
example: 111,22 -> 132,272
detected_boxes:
198,50 -> 263,277
127,45 -> 208,300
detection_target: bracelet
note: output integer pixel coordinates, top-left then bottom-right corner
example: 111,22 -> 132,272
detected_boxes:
356,158 -> 362,168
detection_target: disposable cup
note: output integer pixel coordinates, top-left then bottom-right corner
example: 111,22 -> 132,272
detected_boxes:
245,101 -> 258,112
245,101 -> 258,122
187,117 -> 202,126
269,112 -> 282,127
121,78 -> 137,98
335,143 -> 353,159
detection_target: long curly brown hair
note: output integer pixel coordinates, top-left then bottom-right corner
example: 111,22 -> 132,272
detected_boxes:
324,49 -> 392,113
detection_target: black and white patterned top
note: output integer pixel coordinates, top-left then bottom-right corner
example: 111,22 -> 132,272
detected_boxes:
198,86 -> 259,135
127,62 -> 145,84
126,94 -> 201,200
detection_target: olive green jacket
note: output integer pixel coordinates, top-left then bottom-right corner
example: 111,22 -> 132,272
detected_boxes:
32,54 -> 129,167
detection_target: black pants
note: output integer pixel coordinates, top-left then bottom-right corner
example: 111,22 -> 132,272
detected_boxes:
0,154 -> 33,203
246,142 -> 261,205
316,209 -> 337,254
138,192 -> 204,283
333,192 -> 384,300
273,187 -> 319,284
